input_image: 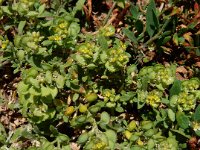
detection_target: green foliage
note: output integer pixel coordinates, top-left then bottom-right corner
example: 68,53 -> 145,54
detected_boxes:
146,0 -> 159,37
0,0 -> 200,149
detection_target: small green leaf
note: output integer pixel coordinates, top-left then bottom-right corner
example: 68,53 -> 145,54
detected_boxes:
141,76 -> 148,91
105,62 -> 116,72
173,33 -> 179,45
17,81 -> 29,94
162,36 -> 171,45
41,139 -> 55,149
168,108 -> 175,122
49,125 -> 59,135
29,78 -> 40,89
41,85 -> 51,97
68,22 -> 80,37
10,127 -> 24,142
194,105 -> 200,121
1,6 -> 12,15
195,130 -> 200,136
105,130 -> 117,149
57,134 -> 69,143
77,132 -> 89,144
38,4 -> 45,14
75,54 -> 86,66
98,35 -> 108,50
115,106 -> 124,112
17,50 -> 25,61
169,79 -> 181,98
72,0 -> 86,16
130,5 -> 139,19
42,40 -> 53,46
176,112 -> 189,129
122,28 -> 138,45
18,21 -> 26,35
27,42 -> 37,49
100,111 -> 110,124
49,86 -> 58,99
72,93 -> 79,101
38,11 -> 53,18
146,0 -> 159,37
55,74 -> 65,89
100,51 -> 108,63
105,129 -> 117,142
0,123 -> 7,144
26,11 -> 39,17
45,71 -> 52,84
147,139 -> 155,149
29,87 -> 40,96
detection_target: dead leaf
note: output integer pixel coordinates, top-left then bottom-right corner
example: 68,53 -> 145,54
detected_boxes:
176,66 -> 188,74
176,73 -> 185,80
183,32 -> 194,46
195,62 -> 200,67
70,142 -> 80,150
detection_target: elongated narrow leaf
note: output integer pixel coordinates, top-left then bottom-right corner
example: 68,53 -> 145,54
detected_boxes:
122,28 -> 138,45
168,108 -> 175,122
194,105 -> 200,121
146,0 -> 159,37
18,21 -> 26,35
170,129 -> 191,139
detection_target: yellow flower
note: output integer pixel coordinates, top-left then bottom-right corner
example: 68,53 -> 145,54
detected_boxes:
146,90 -> 162,108
137,138 -> 144,146
59,22 -> 68,29
65,106 -> 75,116
1,40 -> 9,49
193,121 -> 200,131
54,35 -> 62,41
1,43 -> 7,49
92,142 -> 107,150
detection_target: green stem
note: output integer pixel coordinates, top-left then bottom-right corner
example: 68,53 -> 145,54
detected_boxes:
145,18 -> 171,46
103,2 -> 117,26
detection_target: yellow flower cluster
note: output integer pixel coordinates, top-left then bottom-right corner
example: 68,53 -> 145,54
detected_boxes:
146,90 -> 162,108
100,25 -> 115,37
177,78 -> 199,111
107,42 -> 129,70
77,42 -> 95,59
1,40 -> 9,49
192,121 -> 200,132
92,141 -> 107,150
48,35 -> 62,41
182,78 -> 199,92
54,21 -> 69,36
177,92 -> 196,111
32,31 -> 44,43
138,64 -> 175,88
48,21 -> 69,45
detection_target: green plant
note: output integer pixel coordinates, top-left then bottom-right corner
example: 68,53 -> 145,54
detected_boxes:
0,0 -> 200,149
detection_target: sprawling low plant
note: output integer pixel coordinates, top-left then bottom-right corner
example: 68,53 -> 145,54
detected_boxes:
0,0 -> 200,150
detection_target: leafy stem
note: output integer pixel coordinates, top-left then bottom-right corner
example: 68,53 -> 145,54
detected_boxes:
103,1 -> 117,26
144,18 -> 171,46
